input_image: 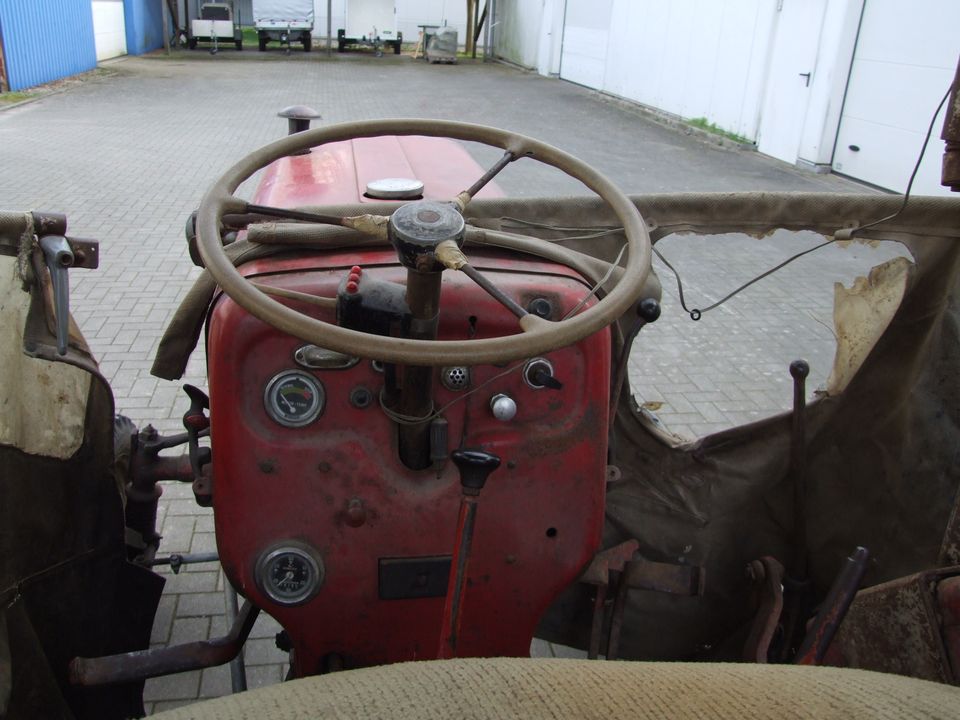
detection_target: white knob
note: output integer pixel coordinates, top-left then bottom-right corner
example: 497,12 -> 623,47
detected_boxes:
490,394 -> 517,421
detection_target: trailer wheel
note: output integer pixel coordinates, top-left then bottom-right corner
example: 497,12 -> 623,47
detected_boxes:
337,40 -> 346,52
393,40 -> 401,55
259,32 -> 267,51
235,38 -> 243,51
302,34 -> 312,52
188,37 -> 197,49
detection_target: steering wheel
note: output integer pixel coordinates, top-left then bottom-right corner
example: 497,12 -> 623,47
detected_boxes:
196,119 -> 651,366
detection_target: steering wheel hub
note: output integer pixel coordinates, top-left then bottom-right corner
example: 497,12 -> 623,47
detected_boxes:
389,200 -> 466,271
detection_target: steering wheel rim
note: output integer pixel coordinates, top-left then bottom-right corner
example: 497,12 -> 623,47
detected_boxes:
197,119 -> 651,366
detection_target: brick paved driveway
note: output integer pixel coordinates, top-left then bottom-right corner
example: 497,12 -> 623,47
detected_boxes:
0,50 -> 908,713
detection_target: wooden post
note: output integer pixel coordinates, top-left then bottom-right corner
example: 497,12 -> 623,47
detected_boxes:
465,0 -> 476,56
473,2 -> 486,58
0,29 -> 8,93
162,0 -> 171,54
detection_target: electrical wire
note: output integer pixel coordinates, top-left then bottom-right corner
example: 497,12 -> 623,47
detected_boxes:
658,78 -> 956,320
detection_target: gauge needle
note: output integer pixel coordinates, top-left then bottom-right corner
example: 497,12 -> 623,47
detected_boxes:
279,395 -> 296,413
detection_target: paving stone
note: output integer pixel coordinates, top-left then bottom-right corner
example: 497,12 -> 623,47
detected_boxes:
169,616 -> 210,646
244,637 -> 289,666
161,568 -> 219,594
143,670 -> 200,702
151,699 -> 198,714
176,592 -> 226,618
150,595 -> 176,645
529,638 -> 553,658
198,664 -> 232,699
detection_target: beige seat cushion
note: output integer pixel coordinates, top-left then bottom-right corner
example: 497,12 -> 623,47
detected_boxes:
152,657 -> 960,719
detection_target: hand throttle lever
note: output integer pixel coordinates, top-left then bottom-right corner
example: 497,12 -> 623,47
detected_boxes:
38,236 -> 74,355
438,449 -> 501,658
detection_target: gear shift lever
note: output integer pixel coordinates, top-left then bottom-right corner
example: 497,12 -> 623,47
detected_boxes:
438,449 -> 501,658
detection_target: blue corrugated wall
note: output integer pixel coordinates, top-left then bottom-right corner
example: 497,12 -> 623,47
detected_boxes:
0,0 -> 97,91
123,0 -> 163,55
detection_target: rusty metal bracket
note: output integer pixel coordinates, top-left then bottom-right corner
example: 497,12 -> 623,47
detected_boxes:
623,555 -> 705,596
743,556 -> 785,663
580,540 -> 638,659
795,546 -> 869,665
581,541 -> 704,660
831,566 -> 960,684
68,601 -> 259,686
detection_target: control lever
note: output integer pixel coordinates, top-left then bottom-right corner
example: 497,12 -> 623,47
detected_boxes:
524,359 -> 563,390
38,235 -> 74,355
438,449 -> 501,658
182,384 -> 211,481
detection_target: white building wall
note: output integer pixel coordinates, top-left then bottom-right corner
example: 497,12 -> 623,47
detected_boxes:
564,0 -> 778,142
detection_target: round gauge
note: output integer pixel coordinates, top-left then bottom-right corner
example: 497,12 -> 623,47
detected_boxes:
256,545 -> 324,606
264,370 -> 325,427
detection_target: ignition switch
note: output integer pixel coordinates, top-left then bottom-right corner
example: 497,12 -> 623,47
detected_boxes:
523,358 -> 562,390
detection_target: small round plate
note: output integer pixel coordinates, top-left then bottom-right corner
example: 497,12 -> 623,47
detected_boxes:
365,177 -> 425,200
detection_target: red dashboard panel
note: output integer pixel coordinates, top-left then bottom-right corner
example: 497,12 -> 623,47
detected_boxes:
206,250 -> 610,673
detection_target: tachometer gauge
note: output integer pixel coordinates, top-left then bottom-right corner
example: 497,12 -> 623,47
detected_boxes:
264,370 -> 325,427
256,545 -> 324,606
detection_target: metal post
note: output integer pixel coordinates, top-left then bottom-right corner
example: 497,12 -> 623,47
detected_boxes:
224,584 -> 248,692
326,0 -> 332,56
482,0 -> 491,62
488,0 -> 496,61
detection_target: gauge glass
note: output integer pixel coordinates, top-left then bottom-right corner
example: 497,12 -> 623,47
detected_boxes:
257,546 -> 323,606
264,370 -> 324,427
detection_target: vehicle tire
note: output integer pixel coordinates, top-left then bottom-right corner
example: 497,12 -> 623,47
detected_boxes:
393,40 -> 401,55
303,34 -> 312,52
338,40 -> 345,53
188,37 -> 197,49
236,38 -> 243,51
259,32 -> 267,51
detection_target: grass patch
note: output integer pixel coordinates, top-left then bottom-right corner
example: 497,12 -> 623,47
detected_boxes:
687,117 -> 751,144
0,91 -> 34,105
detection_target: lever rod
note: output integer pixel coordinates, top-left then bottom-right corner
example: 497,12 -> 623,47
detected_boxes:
38,235 -> 74,355
438,449 -> 500,658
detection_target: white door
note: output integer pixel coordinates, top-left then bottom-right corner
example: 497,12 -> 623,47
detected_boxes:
559,0 -> 612,89
91,0 -> 127,60
832,0 -> 959,196
757,0 -> 827,164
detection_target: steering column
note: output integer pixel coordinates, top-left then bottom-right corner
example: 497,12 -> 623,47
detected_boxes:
387,200 -> 466,469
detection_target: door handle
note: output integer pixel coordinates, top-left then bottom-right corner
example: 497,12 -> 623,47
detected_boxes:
799,72 -> 811,87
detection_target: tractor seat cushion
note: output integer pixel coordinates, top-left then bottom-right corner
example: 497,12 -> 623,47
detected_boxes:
151,657 -> 960,719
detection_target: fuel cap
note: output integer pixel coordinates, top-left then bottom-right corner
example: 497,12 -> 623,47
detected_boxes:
366,177 -> 425,200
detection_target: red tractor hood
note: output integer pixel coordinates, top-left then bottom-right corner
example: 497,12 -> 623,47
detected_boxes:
253,135 -> 504,207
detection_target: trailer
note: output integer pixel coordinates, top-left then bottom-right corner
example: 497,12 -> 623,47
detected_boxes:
253,0 -> 314,52
189,1 -> 243,52
338,0 -> 402,55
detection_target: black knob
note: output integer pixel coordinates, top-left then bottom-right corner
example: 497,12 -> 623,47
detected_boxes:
790,360 -> 810,380
451,449 -> 501,494
637,298 -> 661,323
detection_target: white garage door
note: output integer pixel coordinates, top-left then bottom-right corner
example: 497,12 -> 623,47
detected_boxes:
832,0 -> 959,196
92,0 -> 127,61
558,0 -> 611,89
